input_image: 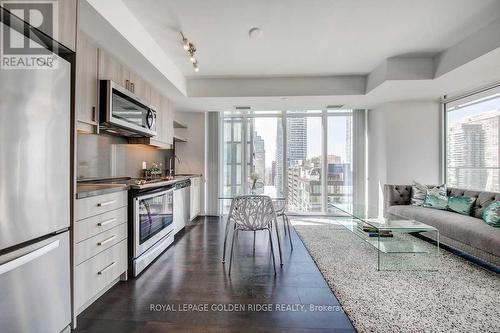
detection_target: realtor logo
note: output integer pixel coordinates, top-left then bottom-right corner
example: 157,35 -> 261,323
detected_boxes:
1,0 -> 58,69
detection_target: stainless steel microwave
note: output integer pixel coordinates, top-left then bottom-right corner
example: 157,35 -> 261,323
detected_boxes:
99,80 -> 157,137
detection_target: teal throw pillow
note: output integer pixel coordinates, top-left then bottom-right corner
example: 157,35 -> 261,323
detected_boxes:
447,196 -> 476,216
482,201 -> 500,227
423,187 -> 448,210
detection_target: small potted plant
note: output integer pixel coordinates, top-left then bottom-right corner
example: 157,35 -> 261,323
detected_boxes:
145,162 -> 162,179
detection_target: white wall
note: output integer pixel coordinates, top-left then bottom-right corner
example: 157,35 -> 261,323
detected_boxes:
174,111 -> 206,215
174,111 -> 205,175
367,101 -> 441,215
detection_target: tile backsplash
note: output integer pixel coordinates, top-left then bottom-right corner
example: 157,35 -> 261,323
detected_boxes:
77,133 -> 174,180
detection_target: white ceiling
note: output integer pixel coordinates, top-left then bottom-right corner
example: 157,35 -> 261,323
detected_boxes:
81,0 -> 500,112
123,0 -> 500,77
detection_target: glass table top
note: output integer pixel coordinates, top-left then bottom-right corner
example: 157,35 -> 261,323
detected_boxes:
218,186 -> 285,200
330,203 -> 437,232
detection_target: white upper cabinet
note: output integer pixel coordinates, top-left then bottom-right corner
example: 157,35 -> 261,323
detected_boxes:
75,32 -> 98,132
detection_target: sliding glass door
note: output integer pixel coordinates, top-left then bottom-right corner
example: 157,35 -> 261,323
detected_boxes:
221,109 -> 354,215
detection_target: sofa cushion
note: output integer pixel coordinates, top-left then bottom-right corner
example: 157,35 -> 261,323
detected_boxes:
411,181 -> 427,206
388,205 -> 500,257
448,188 -> 500,219
474,192 -> 500,219
482,202 -> 500,227
422,189 -> 448,210
447,196 -> 476,215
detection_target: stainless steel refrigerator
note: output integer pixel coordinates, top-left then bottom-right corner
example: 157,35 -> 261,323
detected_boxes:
0,21 -> 71,333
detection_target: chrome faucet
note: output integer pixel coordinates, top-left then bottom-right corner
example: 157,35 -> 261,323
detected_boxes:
169,155 -> 181,178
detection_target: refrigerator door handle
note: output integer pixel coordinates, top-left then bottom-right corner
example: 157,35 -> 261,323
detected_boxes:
0,240 -> 60,276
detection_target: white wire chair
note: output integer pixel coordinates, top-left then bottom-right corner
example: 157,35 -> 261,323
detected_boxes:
272,198 -> 293,250
222,195 -> 282,275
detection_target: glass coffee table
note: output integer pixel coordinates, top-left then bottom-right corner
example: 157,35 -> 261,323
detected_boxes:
331,204 -> 440,271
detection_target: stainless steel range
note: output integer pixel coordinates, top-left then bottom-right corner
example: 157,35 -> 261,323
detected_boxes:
130,184 -> 174,277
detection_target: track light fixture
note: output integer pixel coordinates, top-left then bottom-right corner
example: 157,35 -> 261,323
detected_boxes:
180,32 -> 199,72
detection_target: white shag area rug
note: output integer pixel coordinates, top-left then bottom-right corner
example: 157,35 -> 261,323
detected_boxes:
291,218 -> 500,333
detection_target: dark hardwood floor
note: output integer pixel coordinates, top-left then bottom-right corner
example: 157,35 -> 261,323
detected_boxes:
74,217 -> 356,333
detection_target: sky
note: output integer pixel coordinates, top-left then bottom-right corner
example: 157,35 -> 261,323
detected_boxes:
253,115 -> 350,169
447,95 -> 500,125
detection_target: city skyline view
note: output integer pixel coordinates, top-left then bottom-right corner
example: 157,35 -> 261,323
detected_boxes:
447,94 -> 500,192
223,113 -> 354,212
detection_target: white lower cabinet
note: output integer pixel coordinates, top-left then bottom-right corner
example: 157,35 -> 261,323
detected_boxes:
74,191 -> 128,317
75,240 -> 127,310
74,207 -> 127,243
75,223 -> 127,265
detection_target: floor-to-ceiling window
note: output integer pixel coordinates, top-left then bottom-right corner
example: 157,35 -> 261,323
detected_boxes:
327,110 -> 353,212
247,114 -> 284,197
223,116 -> 244,199
286,112 -> 323,213
221,109 -> 354,215
445,86 -> 500,191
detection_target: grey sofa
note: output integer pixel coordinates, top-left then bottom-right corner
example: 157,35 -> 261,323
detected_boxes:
384,185 -> 500,268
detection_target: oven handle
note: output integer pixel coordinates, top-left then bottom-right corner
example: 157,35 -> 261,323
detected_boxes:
134,188 -> 174,201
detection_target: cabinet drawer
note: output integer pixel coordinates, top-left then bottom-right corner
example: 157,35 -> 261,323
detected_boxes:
75,207 -> 127,243
75,240 -> 127,310
75,223 -> 127,265
76,191 -> 127,220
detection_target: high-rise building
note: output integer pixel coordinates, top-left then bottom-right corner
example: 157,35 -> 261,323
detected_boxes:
275,121 -> 284,193
287,118 -> 307,165
276,117 -> 308,200
448,110 -> 500,190
253,132 -> 265,181
271,161 -> 277,186
286,157 -> 352,212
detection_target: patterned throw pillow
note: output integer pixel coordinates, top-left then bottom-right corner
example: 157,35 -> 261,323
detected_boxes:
411,181 -> 427,206
482,201 -> 500,227
447,196 -> 476,216
422,186 -> 448,210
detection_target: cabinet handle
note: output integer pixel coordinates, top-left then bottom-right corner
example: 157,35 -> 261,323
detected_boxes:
98,262 -> 116,275
92,106 -> 97,122
97,235 -> 116,246
97,218 -> 116,227
97,200 -> 116,207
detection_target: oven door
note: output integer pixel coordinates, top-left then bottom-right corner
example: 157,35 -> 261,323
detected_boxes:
133,189 -> 173,258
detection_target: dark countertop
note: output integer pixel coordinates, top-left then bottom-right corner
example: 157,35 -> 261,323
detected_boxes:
76,175 -> 203,199
76,183 -> 129,199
